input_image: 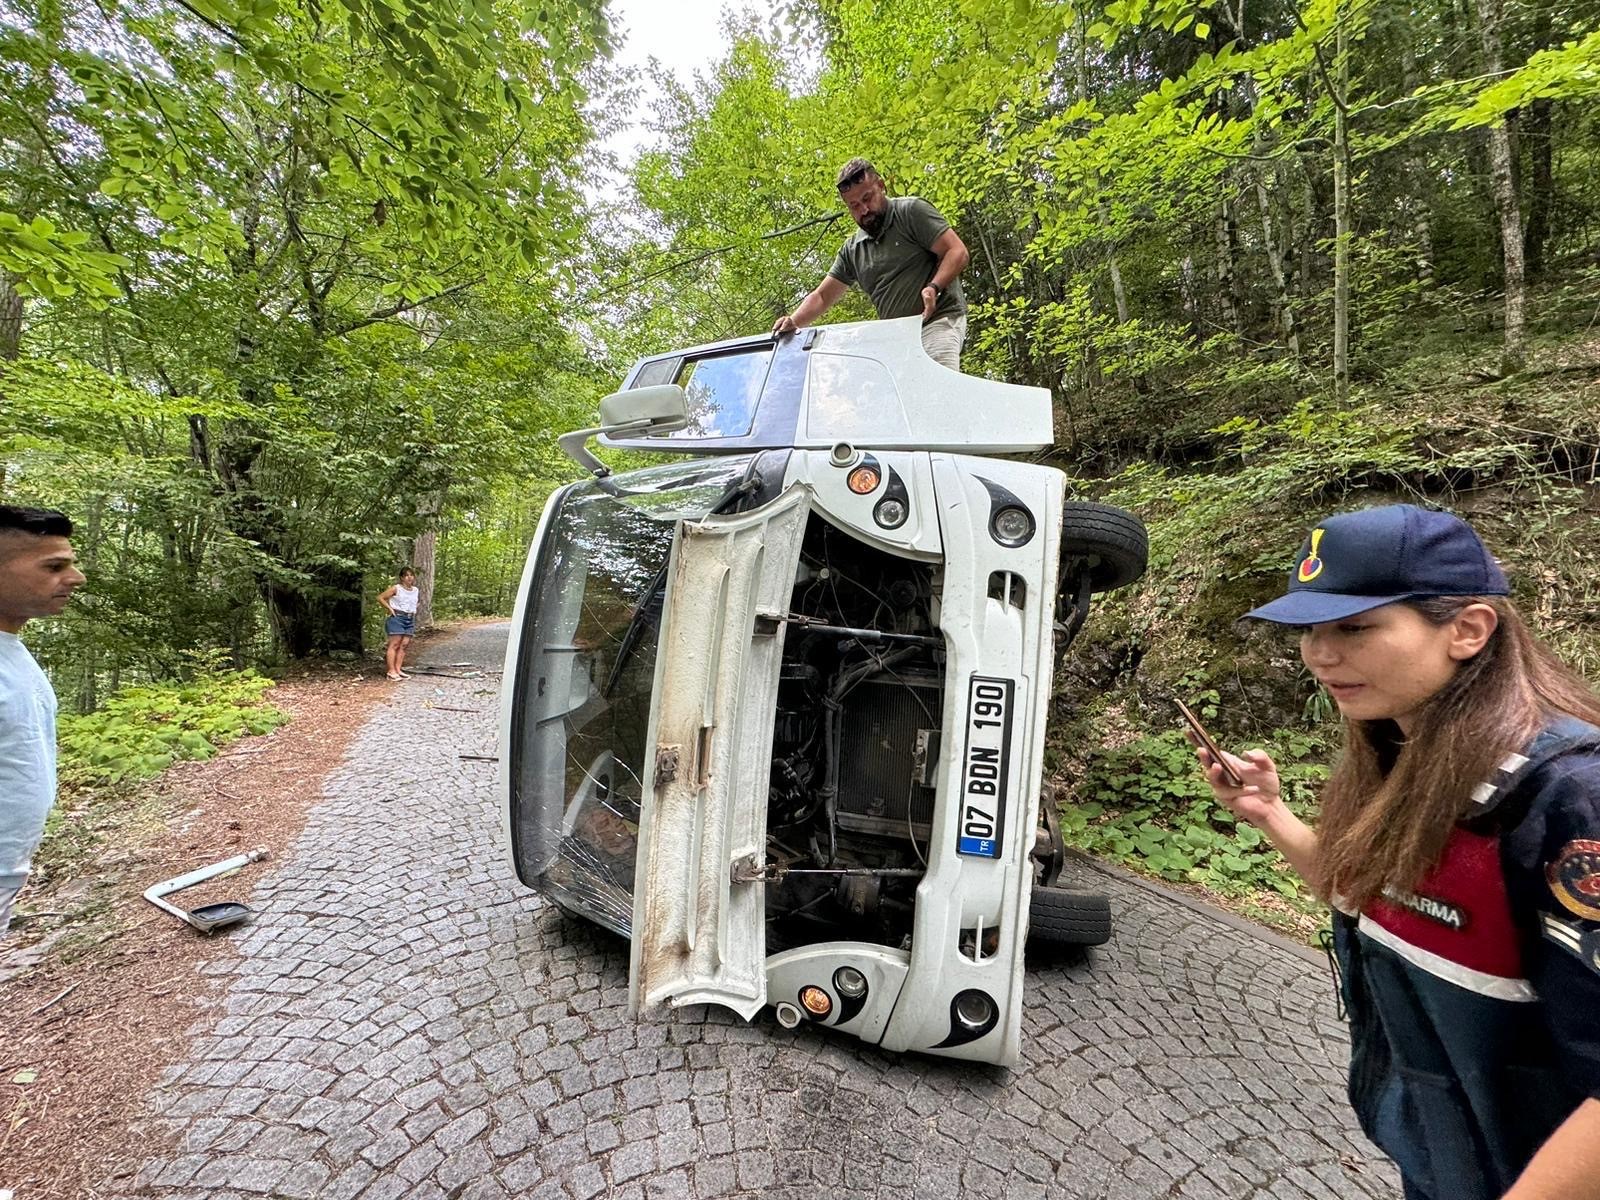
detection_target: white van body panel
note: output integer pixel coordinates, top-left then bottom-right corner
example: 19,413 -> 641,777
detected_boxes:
602,317 -> 1053,456
627,487 -> 811,1018
782,449 -> 943,560
798,318 -> 1052,452
876,455 -> 1064,1066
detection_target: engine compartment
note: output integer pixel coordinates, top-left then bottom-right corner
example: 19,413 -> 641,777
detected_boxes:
765,516 -> 945,954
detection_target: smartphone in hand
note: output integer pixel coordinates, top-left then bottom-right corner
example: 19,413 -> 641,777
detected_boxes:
1174,699 -> 1245,788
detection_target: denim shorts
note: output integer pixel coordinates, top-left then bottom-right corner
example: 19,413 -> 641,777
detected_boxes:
385,612 -> 416,637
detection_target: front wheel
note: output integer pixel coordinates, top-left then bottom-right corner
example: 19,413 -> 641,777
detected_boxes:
1061,502 -> 1148,594
1028,884 -> 1112,946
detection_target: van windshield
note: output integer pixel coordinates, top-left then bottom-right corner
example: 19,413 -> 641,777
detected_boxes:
507,457 -> 754,936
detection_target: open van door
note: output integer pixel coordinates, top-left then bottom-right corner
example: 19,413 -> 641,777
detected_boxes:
627,487 -> 810,1019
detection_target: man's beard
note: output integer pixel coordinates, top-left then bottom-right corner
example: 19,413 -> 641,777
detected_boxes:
857,208 -> 886,236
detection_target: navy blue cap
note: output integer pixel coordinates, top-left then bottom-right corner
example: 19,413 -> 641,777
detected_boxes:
1243,504 -> 1509,625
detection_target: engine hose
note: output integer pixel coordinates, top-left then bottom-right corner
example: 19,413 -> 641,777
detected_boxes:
820,695 -> 841,864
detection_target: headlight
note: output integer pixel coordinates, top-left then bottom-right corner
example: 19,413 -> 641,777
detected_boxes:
833,966 -> 868,999
953,989 -> 996,1031
874,497 -> 908,529
990,505 -> 1034,547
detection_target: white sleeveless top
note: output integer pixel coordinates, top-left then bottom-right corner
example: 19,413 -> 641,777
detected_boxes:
390,584 -> 419,614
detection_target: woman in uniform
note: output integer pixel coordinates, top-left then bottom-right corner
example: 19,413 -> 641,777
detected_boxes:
1192,504 -> 1600,1200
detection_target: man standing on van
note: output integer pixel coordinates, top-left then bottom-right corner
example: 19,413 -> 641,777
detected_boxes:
772,158 -> 971,370
0,506 -> 84,936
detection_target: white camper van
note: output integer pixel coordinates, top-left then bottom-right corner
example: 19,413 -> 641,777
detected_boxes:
499,317 -> 1146,1066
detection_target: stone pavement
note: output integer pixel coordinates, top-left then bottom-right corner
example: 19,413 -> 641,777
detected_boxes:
119,622 -> 1400,1199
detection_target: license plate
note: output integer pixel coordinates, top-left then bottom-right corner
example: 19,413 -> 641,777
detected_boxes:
956,676 -> 1014,858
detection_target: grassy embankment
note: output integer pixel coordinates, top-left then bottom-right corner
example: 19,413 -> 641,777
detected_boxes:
1045,276 -> 1600,940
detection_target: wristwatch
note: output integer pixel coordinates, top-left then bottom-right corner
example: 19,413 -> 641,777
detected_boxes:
930,283 -> 947,300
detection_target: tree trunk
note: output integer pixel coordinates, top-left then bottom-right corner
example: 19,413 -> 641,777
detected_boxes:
1522,98 -> 1552,281
1522,2 -> 1554,281
410,490 -> 443,629
1475,0 -> 1527,373
0,275 -> 19,362
1214,194 -> 1240,335
1400,44 -> 1435,285
1082,31 -> 1129,328
1253,167 -> 1299,357
0,273 -> 17,492
72,496 -> 106,712
266,564 -> 365,659
1332,11 -> 1351,403
1103,193 -> 1129,326
1179,254 -> 1197,325
1409,165 -> 1436,285
1107,254 -> 1130,325
1298,161 -> 1321,299
412,527 -> 437,630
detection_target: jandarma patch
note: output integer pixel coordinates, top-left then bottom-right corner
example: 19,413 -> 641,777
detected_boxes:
1546,839 -> 1600,921
1381,887 -> 1466,930
1297,528 -> 1326,583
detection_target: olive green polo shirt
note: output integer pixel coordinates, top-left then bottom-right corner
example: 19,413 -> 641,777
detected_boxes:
827,196 -> 966,322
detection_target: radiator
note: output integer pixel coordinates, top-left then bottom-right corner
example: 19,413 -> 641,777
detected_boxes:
836,675 -> 943,837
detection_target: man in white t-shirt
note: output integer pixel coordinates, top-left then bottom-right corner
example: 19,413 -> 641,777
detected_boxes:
0,506 -> 85,936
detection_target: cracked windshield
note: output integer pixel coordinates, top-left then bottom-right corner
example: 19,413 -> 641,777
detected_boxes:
509,459 -> 752,934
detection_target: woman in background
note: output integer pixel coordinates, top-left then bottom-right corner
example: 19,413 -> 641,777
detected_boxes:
378,568 -> 420,681
1191,504 -> 1600,1200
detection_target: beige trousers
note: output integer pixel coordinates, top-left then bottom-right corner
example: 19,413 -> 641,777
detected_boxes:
920,313 -> 968,371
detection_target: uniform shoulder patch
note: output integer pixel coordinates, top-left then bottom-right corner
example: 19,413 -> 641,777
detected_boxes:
1539,913 -> 1600,976
1547,839 -> 1600,921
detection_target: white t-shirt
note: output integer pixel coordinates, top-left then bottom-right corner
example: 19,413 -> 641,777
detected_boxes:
390,584 -> 419,614
0,631 -> 58,888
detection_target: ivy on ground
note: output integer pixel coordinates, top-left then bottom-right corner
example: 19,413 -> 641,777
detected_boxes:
1064,719 -> 1333,925
57,670 -> 287,785
31,669 -> 289,908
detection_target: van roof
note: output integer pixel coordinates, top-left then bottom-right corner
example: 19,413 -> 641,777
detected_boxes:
601,316 -> 1054,456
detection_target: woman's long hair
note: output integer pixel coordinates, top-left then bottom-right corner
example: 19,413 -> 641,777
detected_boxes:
1316,596 -> 1600,910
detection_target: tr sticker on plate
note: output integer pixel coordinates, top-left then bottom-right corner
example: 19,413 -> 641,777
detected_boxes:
957,676 -> 1014,858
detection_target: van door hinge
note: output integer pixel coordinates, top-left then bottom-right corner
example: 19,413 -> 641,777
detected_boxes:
653,744 -> 681,788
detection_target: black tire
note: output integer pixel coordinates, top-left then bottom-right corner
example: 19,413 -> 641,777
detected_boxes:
1061,502 -> 1148,593
1029,885 -> 1112,946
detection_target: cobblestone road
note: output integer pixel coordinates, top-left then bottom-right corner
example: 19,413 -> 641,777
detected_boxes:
121,622 -> 1399,1199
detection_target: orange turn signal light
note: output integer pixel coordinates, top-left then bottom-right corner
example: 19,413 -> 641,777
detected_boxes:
798,985 -> 833,1017
846,466 -> 881,495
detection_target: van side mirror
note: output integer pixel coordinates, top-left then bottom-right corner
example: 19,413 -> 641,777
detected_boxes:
559,384 -> 691,478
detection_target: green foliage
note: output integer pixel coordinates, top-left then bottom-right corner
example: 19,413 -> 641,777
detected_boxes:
1065,724 -> 1329,907
0,213 -> 128,302
57,668 -> 287,785
1,0 -> 617,679
1446,29 -> 1600,129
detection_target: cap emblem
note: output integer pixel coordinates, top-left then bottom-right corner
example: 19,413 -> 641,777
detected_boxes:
1548,839 -> 1600,921
1297,528 -> 1326,583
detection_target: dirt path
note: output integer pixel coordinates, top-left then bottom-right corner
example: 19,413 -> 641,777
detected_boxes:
0,636 -> 475,1199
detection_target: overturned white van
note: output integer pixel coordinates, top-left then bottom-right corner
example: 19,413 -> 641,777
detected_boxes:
499,317 -> 1146,1066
